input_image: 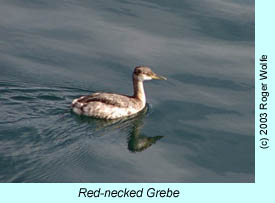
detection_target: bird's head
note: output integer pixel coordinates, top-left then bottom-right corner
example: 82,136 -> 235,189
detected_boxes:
133,66 -> 167,81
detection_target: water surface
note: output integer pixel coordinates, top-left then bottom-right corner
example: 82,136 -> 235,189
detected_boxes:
0,0 -> 254,182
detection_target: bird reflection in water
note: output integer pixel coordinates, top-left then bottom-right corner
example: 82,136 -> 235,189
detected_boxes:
72,105 -> 163,152
126,106 -> 163,152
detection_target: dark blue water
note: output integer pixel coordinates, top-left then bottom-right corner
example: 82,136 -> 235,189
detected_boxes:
0,0 -> 254,182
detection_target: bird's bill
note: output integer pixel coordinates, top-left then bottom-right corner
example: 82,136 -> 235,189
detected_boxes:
151,74 -> 167,80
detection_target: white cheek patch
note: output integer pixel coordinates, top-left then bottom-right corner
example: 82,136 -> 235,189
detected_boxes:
139,74 -> 152,81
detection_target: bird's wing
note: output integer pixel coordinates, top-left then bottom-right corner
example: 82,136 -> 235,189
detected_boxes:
76,93 -> 132,108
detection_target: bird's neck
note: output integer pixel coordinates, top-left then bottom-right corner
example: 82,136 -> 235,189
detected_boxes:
133,77 -> 146,106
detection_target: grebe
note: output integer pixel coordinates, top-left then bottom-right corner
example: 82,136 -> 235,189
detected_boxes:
71,66 -> 166,119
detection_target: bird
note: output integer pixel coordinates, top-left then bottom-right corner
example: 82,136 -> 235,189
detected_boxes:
71,66 -> 166,119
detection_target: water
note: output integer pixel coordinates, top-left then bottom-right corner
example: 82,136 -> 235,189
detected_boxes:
0,0 -> 254,182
